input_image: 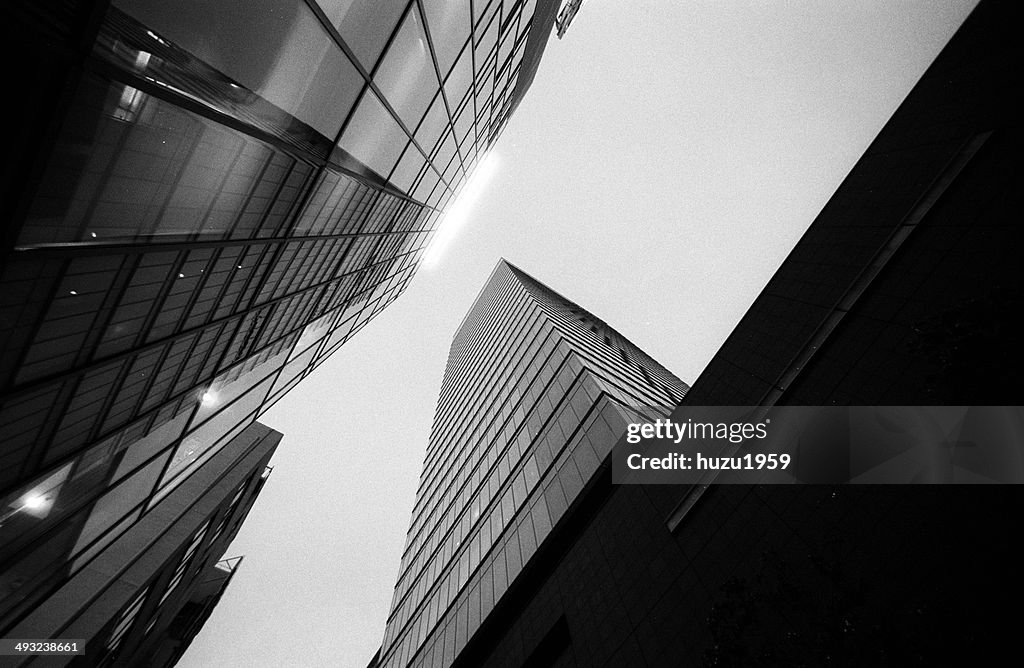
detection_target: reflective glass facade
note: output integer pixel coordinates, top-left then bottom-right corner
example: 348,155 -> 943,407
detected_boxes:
380,261 -> 688,667
5,422 -> 278,668
1,0 -> 560,637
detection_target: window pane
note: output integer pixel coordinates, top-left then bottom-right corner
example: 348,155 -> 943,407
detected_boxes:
374,5 -> 439,131
317,0 -> 407,71
414,93 -> 451,157
421,0 -> 471,75
432,131 -> 458,176
190,344 -> 290,428
476,68 -> 495,112
338,90 -> 409,179
497,19 -> 517,73
413,165 -> 441,204
444,42 -> 475,114
441,154 -> 464,190
162,374 -> 276,487
116,0 -> 361,137
70,450 -> 169,558
454,99 -> 475,146
390,144 -> 427,193
473,0 -> 490,26
474,11 -> 499,72
269,345 -> 316,400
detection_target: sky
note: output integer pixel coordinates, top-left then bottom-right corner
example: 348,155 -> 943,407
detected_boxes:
180,1 -> 976,666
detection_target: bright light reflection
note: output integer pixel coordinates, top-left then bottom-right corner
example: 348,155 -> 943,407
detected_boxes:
423,152 -> 500,268
201,391 -> 218,406
22,494 -> 47,510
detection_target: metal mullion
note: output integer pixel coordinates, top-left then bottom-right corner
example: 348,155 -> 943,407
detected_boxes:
227,148 -> 280,241
91,336 -> 170,448
406,146 -> 436,199
306,239 -> 337,291
244,242 -> 290,312
195,246 -> 244,333
498,0 -> 521,40
414,0 -> 464,157
282,240 -> 319,300
310,239 -> 342,292
363,2 -> 428,146
167,320 -> 217,397
15,226 -> 414,259
419,312 -> 549,527
170,250 -> 219,341
321,1 -> 418,160
96,26 -> 423,204
180,320 -> 229,394
136,259 -> 225,413
48,353 -> 132,470
71,256 -> 140,376
0,250 -> 419,403
298,0 -> 379,89
186,131 -> 252,243
253,353 -> 294,419
260,243 -> 299,304
91,251 -> 201,442
0,258 -> 74,395
17,368 -> 86,489
201,312 -> 252,390
221,305 -> 269,373
291,241 -> 325,298
129,251 -> 189,355
244,299 -> 283,363
144,389 -> 267,515
305,176 -> 338,237
352,186 -> 389,238
214,248 -> 263,324
450,88 -> 474,169
307,277 -> 335,321
85,58 -> 332,171
264,155 -> 322,240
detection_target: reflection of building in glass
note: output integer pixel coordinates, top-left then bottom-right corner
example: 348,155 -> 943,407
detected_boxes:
378,260 -> 687,667
3,423 -> 279,667
0,0 -> 562,649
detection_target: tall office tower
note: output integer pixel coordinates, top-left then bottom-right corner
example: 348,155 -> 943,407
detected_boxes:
378,260 -> 688,668
0,0 -> 562,645
3,422 -> 279,667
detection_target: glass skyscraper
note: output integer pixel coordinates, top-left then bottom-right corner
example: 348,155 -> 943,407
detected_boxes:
5,423 -> 280,667
380,260 -> 687,667
1,0 -> 562,649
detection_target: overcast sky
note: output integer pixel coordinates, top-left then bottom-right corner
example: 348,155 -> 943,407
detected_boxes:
180,1 -> 976,666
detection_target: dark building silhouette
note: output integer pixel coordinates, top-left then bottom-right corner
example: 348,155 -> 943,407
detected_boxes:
136,555 -> 246,668
0,0 -> 563,659
387,2 -> 1022,666
4,422 -> 278,667
379,260 -> 687,667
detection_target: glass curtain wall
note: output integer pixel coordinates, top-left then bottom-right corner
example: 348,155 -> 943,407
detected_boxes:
379,261 -> 688,667
0,0 -> 550,635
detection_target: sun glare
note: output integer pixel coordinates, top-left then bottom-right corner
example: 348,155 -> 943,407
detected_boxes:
422,152 -> 501,268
